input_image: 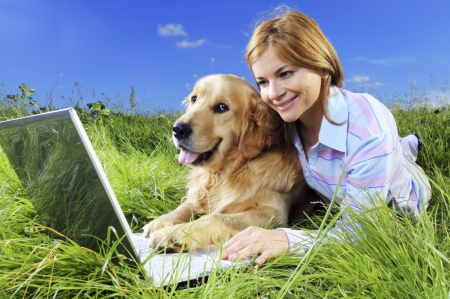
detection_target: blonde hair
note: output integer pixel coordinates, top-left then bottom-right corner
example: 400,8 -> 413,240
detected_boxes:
246,6 -> 344,136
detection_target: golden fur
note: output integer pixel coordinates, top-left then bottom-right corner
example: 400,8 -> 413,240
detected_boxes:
143,74 -> 317,252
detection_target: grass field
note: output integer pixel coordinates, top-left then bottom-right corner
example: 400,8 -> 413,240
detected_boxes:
0,85 -> 449,298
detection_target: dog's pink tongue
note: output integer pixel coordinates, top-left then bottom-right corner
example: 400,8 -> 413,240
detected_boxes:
178,148 -> 200,165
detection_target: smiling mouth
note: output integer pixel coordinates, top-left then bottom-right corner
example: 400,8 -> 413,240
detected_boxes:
178,141 -> 221,166
277,96 -> 297,108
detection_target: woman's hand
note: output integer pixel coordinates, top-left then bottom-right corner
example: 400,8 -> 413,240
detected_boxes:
221,226 -> 290,265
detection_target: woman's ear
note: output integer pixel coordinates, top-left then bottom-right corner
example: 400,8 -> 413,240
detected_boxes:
322,68 -> 330,80
239,94 -> 279,159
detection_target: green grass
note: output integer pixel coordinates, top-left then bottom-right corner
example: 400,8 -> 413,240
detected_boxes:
0,89 -> 449,298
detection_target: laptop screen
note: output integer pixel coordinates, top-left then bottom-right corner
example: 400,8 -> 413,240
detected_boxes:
0,109 -> 136,257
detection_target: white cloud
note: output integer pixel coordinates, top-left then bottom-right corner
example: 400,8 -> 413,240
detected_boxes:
347,56 -> 413,66
369,56 -> 412,65
349,76 -> 384,88
176,39 -> 205,48
348,56 -> 367,62
216,44 -> 232,49
353,76 -> 370,83
240,30 -> 249,37
158,23 -> 187,37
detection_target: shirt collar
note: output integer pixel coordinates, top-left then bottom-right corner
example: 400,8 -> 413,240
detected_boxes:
317,86 -> 348,153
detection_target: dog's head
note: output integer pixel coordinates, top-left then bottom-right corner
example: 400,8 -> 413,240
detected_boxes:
172,74 -> 283,170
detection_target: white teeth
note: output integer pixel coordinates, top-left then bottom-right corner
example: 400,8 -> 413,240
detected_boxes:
280,98 -> 294,107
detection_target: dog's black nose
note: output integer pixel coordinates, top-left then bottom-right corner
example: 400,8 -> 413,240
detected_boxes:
173,123 -> 192,140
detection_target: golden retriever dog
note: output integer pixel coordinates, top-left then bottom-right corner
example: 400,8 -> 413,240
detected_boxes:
143,74 -> 317,252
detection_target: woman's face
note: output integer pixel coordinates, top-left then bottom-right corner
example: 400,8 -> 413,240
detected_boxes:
251,48 -> 323,123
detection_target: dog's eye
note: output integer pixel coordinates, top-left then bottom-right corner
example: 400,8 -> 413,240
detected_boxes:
214,103 -> 229,114
191,95 -> 197,104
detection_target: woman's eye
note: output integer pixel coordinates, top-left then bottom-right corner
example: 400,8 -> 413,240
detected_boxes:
257,80 -> 268,87
214,103 -> 229,114
191,95 -> 197,104
280,71 -> 293,78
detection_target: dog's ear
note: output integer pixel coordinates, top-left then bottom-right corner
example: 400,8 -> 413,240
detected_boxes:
239,93 -> 282,159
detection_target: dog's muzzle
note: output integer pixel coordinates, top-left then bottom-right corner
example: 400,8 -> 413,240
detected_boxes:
173,122 -> 192,140
172,122 -> 220,166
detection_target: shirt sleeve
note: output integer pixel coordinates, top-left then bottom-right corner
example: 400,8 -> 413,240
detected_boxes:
277,227 -> 316,253
277,222 -> 355,253
278,218 -> 365,253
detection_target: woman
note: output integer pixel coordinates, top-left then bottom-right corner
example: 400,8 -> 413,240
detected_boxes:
222,6 -> 431,265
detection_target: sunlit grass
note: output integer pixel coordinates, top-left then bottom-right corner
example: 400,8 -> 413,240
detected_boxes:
0,84 -> 449,298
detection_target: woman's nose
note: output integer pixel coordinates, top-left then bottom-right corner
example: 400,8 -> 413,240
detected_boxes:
268,81 -> 284,101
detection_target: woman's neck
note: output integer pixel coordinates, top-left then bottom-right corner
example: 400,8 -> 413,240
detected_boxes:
298,98 -> 323,139
296,100 -> 323,160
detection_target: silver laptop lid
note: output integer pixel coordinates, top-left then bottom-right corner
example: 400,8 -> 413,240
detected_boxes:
0,108 -> 140,260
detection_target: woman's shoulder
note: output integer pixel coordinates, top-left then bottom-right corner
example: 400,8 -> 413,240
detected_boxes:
338,88 -> 393,121
337,88 -> 397,143
339,88 -> 390,114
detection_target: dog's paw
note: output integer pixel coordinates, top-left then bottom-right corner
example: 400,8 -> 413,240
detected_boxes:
147,226 -> 185,253
142,216 -> 180,238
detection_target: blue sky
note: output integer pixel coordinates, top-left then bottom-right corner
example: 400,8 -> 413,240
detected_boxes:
1,0 -> 449,113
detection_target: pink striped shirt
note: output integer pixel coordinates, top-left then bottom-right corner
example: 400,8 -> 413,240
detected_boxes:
280,86 -> 429,251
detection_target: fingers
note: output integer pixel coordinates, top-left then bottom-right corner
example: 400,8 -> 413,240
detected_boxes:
223,226 -> 255,249
255,250 -> 271,265
226,241 -> 261,262
222,226 -> 259,260
221,227 -> 290,265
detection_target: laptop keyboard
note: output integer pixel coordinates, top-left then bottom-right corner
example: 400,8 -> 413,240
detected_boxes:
135,235 -> 151,257
131,232 -> 253,287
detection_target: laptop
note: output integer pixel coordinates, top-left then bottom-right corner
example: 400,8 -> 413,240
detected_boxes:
0,108 -> 249,287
